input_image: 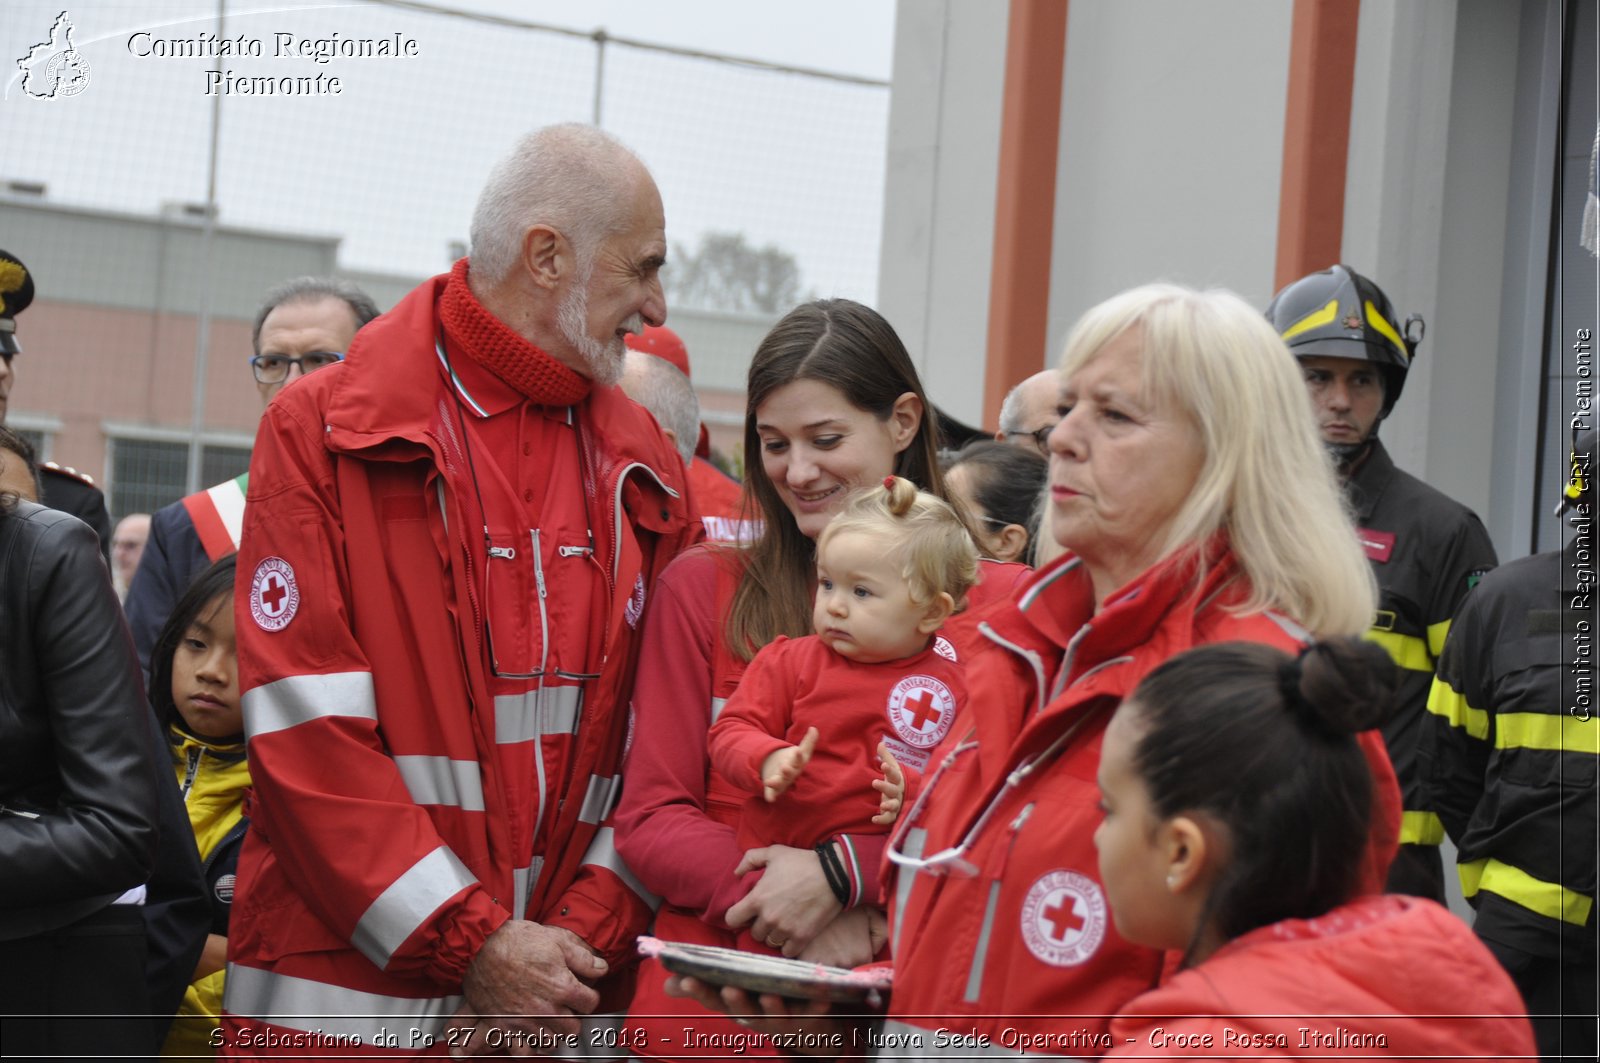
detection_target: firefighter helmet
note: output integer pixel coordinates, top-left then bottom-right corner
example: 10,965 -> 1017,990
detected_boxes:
1266,265 -> 1423,417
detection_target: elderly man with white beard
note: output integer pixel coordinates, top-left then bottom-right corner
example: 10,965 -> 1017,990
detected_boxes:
219,124 -> 697,1057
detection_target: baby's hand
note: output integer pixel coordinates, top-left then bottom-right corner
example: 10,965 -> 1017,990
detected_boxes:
871,741 -> 906,826
760,726 -> 818,802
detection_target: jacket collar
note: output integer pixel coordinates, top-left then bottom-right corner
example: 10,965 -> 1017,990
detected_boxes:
318,271 -> 686,513
990,534 -> 1241,663
168,720 -> 247,763
1342,438 -> 1395,522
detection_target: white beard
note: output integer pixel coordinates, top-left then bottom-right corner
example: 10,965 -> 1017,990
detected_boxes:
555,280 -> 635,387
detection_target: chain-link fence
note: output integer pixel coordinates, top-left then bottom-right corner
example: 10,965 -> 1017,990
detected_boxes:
2,0 -> 890,516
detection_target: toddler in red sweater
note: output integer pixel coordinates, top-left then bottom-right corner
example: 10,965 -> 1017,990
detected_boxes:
708,476 -> 978,905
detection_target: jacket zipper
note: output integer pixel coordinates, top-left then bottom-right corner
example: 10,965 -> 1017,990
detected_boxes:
978,621 -> 1049,715
180,746 -> 202,799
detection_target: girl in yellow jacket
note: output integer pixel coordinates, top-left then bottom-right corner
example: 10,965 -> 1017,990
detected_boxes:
150,556 -> 247,1058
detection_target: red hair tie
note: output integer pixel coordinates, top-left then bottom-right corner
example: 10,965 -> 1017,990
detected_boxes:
883,476 -> 897,491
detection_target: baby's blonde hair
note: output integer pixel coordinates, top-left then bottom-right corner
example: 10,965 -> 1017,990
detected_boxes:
818,476 -> 979,610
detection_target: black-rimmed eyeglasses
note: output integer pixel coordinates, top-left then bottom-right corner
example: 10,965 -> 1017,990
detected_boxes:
1002,425 -> 1054,454
250,351 -> 343,384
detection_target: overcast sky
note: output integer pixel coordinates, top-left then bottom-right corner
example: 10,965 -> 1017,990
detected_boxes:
437,0 -> 896,81
2,0 -> 898,301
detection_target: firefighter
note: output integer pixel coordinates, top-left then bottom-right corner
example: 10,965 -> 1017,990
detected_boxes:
1269,264 -> 1497,901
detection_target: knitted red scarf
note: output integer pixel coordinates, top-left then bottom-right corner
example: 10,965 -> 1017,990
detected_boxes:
438,259 -> 591,406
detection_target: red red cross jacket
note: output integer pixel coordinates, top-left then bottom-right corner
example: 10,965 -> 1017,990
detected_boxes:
1106,895 -> 1535,1059
221,271 -> 695,1054
882,544 -> 1401,1055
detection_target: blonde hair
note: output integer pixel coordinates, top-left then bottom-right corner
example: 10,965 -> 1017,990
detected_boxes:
1056,284 -> 1375,636
818,476 -> 979,611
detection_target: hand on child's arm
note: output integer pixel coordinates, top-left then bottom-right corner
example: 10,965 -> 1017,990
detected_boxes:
871,741 -> 905,826
759,726 -> 818,802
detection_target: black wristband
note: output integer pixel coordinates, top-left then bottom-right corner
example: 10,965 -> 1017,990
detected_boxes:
815,839 -> 851,906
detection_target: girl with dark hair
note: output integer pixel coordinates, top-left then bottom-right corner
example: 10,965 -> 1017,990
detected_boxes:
149,555 -> 247,1058
614,300 -> 1024,1058
1096,638 -> 1535,1059
941,439 -> 1048,564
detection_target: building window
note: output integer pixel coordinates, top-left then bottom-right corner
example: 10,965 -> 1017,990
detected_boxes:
110,438 -> 188,516
109,437 -> 254,516
201,445 -> 252,488
11,428 -> 47,462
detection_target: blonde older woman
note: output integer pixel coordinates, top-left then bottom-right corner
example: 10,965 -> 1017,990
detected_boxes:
669,284 -> 1402,1053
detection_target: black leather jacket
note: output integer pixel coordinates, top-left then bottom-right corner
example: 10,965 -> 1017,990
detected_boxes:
0,501 -> 160,940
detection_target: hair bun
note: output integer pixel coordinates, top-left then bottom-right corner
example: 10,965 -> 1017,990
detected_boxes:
883,475 -> 917,517
1283,638 -> 1396,736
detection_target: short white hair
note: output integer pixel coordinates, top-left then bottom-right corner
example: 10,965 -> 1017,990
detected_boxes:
469,123 -> 645,288
997,381 -> 1029,435
621,350 -> 699,466
1057,283 -> 1376,637
997,369 -> 1058,435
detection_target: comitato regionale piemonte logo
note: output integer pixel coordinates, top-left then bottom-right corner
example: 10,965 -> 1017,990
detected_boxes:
16,10 -> 91,99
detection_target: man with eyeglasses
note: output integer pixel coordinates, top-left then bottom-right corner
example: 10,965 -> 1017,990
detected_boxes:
221,125 -> 696,1057
123,277 -> 379,676
994,368 -> 1060,453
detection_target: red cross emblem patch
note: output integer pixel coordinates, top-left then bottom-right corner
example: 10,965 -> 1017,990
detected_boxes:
250,556 -> 300,632
886,674 -> 956,751
1021,870 -> 1106,967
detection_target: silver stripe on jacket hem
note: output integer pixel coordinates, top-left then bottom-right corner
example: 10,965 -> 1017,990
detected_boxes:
964,879 -> 1003,1003
244,671 -> 377,739
351,846 -> 478,969
891,827 -> 927,953
223,963 -> 462,1043
495,686 -> 582,745
511,856 -> 545,922
393,755 -> 486,812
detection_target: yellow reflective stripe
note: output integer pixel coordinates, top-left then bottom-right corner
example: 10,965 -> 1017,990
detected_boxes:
1425,677 -> 1489,739
1459,858 -> 1594,926
1427,619 -> 1451,658
1280,298 -> 1340,341
1495,713 -> 1600,754
1365,628 -> 1432,673
1364,299 -> 1408,359
1399,810 -> 1445,845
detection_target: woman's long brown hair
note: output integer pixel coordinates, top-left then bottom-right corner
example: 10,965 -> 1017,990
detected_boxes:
726,299 -> 948,660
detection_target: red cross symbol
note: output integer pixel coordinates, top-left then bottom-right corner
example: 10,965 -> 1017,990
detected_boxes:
260,573 -> 288,613
1043,894 -> 1085,941
903,690 -> 943,732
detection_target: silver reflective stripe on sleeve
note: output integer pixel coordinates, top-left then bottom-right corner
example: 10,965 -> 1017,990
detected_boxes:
351,846 -> 478,969
224,963 -> 462,1044
511,856 -> 545,922
244,671 -> 377,739
876,1019 -> 1090,1061
495,686 -> 582,744
581,827 -> 661,909
891,827 -> 927,953
393,756 -> 485,812
963,879 -> 1003,1003
578,773 -> 622,825
710,696 -> 728,723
